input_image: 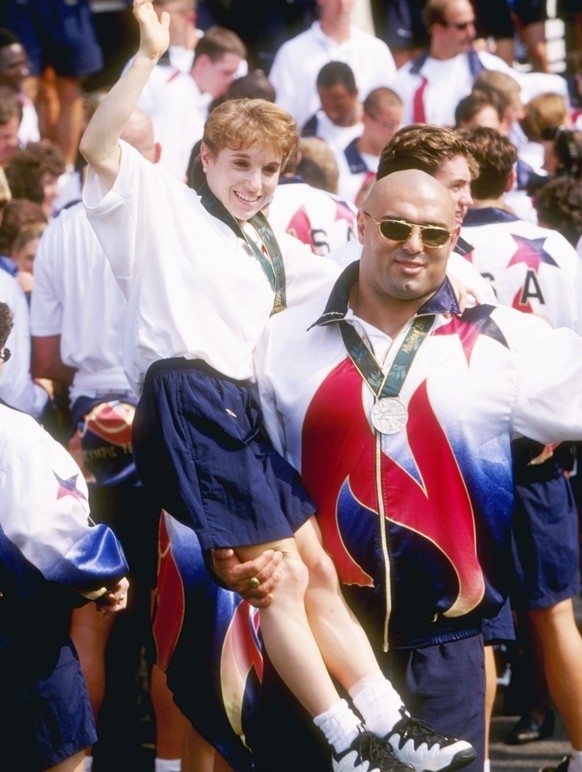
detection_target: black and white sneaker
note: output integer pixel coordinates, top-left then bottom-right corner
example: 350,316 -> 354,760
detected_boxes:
334,729 -> 416,772
385,710 -> 477,772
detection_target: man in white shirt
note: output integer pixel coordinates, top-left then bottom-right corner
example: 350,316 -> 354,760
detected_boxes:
269,0 -> 396,132
394,0 -> 520,128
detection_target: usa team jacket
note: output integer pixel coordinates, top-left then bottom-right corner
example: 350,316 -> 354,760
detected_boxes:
462,207 -> 582,333
256,263 -> 582,650
0,401 -> 128,650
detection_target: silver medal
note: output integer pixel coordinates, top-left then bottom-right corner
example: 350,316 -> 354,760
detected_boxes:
371,397 -> 408,434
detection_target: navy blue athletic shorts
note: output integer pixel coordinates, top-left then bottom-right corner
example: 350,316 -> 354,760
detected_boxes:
132,358 -> 316,551
382,635 -> 486,772
0,639 -> 96,769
1,0 -> 103,78
482,597 -> 515,644
510,461 -> 580,611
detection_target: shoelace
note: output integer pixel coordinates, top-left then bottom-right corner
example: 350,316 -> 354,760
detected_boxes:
357,733 -> 393,762
393,718 -> 453,750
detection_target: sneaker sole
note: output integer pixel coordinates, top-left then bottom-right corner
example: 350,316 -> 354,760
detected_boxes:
420,746 -> 478,772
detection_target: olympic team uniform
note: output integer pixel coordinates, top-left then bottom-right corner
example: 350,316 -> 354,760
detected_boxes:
461,208 -> 582,333
462,207 -> 582,611
268,176 -> 358,256
393,48 -> 514,127
0,400 -> 127,769
269,21 -> 397,131
254,263 -> 582,764
336,139 -> 379,206
394,47 -> 568,129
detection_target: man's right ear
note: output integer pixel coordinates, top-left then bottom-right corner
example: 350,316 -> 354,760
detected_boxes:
356,209 -> 368,244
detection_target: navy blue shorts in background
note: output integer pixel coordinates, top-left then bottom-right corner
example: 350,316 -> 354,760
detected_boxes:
1,0 -> 103,77
511,468 -> 580,611
132,358 -> 316,551
482,597 -> 516,644
0,640 -> 96,769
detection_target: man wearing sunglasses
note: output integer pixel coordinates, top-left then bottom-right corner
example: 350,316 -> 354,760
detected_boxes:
392,0 -> 523,128
329,123 -> 496,304
243,168 -> 582,770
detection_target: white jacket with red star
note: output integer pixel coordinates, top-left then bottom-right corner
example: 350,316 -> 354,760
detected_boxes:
0,401 -> 128,622
461,207 -> 582,334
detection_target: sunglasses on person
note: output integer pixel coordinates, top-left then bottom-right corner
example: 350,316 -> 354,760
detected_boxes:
363,214 -> 453,248
0,348 -> 11,363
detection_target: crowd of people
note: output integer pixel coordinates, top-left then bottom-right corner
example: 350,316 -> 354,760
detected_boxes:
2,1 -> 582,771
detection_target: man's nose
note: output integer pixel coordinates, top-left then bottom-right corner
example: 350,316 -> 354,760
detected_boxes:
402,226 -> 423,252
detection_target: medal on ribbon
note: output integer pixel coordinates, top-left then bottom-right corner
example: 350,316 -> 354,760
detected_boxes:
340,314 -> 434,435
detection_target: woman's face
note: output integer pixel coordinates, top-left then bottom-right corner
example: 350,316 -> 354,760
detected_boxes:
200,143 -> 283,223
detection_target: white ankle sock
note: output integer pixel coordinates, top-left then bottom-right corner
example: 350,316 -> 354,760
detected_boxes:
568,750 -> 582,772
349,672 -> 404,737
83,757 -> 93,772
313,698 -> 362,754
484,758 -> 490,772
155,758 -> 181,772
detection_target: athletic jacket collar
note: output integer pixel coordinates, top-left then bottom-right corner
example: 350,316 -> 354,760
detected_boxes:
463,207 -> 520,226
310,260 -> 461,328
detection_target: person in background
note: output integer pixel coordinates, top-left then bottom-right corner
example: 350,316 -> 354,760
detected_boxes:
336,86 -> 403,205
0,85 -> 21,167
10,218 -> 45,299
459,123 -> 582,772
0,27 -> 40,147
269,0 -> 396,132
0,298 -> 130,772
268,147 -> 358,256
5,139 -> 66,217
302,61 -> 363,160
534,175 -> 582,250
153,0 -> 199,73
0,0 -> 103,168
454,91 -> 503,130
297,136 -> 342,194
31,107 -> 185,772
